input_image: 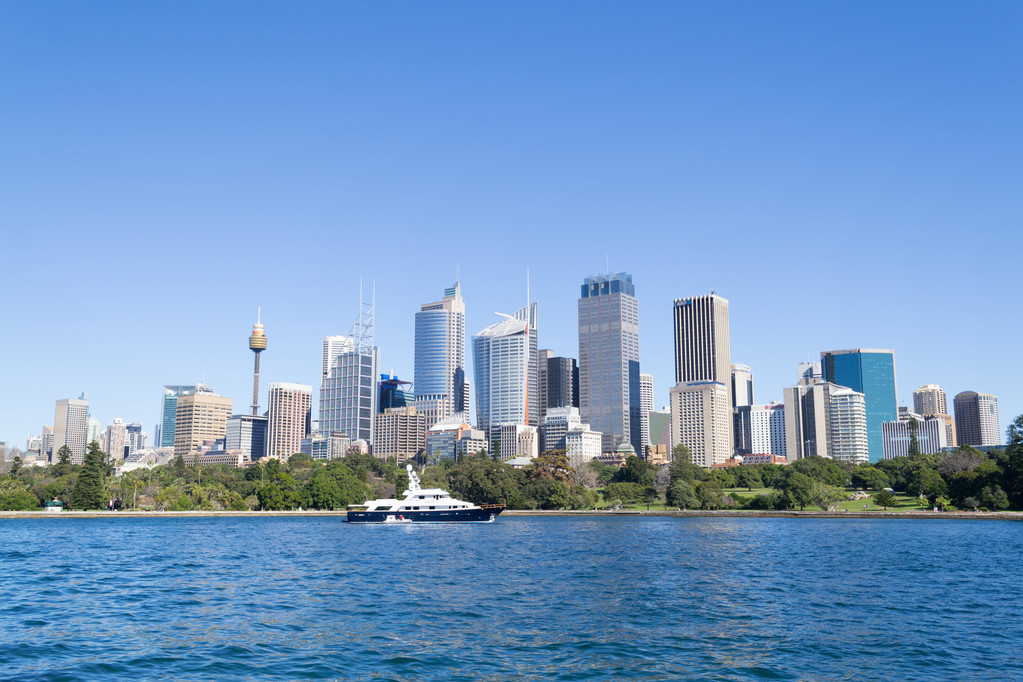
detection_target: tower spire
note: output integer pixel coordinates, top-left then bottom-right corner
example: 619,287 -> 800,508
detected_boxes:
249,308 -> 267,415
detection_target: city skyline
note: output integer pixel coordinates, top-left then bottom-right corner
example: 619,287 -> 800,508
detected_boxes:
2,3 -> 1021,444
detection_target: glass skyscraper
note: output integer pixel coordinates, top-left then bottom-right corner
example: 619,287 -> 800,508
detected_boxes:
821,349 -> 897,463
160,385 -> 197,448
414,282 -> 466,427
578,272 -> 640,453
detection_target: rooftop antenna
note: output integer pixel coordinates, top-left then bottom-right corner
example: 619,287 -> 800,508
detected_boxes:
526,267 -> 530,307
606,254 -> 609,275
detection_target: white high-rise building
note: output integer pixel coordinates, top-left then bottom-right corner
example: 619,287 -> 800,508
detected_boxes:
266,383 -> 312,459
565,426 -> 603,469
639,373 -> 654,454
414,281 -> 467,428
749,403 -> 786,458
882,410 -> 949,459
827,387 -> 869,464
472,303 -> 538,449
731,364 -> 753,408
320,296 -> 379,445
53,397 -> 89,464
669,381 -> 731,467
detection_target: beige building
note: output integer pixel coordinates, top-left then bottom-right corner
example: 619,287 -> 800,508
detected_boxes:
104,418 -> 127,461
374,405 -> 427,462
53,397 -> 89,464
266,382 -> 312,459
954,391 -> 1000,446
672,294 -> 733,460
913,384 -> 947,416
174,385 -> 233,458
669,381 -> 731,467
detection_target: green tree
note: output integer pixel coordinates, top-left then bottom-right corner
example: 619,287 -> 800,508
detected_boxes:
1003,415 -> 1023,508
695,480 -> 724,509
72,442 -> 106,509
527,450 -> 574,483
809,480 -> 846,512
0,478 -> 40,510
907,417 -> 921,458
734,467 -> 763,491
851,466 -> 889,491
615,456 -> 656,487
780,472 -> 814,510
872,489 -> 897,510
666,480 -> 699,509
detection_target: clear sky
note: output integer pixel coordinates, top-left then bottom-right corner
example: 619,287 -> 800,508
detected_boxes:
1,1 -> 1020,447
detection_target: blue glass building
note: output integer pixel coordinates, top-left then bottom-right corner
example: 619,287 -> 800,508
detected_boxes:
821,349 -> 897,463
160,385 -> 197,448
414,282 -> 466,425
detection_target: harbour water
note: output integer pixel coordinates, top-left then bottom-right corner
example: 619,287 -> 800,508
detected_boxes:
1,516 -> 1020,680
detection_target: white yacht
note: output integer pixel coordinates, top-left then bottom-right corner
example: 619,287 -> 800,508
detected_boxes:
347,464 -> 504,523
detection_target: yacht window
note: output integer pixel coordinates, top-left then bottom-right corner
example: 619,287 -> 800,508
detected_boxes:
429,506 -> 435,510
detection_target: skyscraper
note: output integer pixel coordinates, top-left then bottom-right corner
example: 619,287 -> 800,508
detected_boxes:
53,396 -> 89,464
639,373 -> 654,455
913,384 -> 947,416
536,349 -> 555,425
173,385 -> 233,457
320,294 -> 379,445
266,382 -> 312,459
104,418 -> 127,460
226,414 -> 267,461
671,293 -> 732,462
160,386 -> 197,448
472,303 -> 538,449
953,391 -> 1000,446
378,375 -> 414,412
414,281 -> 466,428
578,272 -> 641,453
783,381 -> 868,463
821,349 -> 897,463
669,381 -> 731,467
731,364 -> 753,409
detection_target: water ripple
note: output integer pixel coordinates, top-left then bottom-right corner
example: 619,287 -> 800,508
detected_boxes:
0,517 -> 1020,680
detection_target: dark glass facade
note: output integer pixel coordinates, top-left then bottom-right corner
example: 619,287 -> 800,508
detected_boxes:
822,350 -> 897,463
546,357 -> 579,410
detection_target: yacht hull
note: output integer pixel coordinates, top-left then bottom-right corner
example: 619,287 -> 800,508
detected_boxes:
347,507 -> 502,524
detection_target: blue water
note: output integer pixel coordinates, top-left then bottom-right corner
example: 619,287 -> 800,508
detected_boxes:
1,516 -> 1021,680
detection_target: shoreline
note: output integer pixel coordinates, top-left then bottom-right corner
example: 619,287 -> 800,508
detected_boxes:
1,509 -> 1020,520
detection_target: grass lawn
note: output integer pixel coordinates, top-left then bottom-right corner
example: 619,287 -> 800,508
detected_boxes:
723,487 -> 929,512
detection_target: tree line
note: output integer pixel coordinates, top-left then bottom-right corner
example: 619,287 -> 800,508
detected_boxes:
1,415 -> 1021,512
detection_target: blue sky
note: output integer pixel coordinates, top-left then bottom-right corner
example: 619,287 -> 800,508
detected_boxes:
1,1 -> 1020,446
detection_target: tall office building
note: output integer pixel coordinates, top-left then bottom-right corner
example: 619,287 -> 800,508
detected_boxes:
173,385 -> 233,457
414,281 -> 466,428
578,272 -> 641,453
536,349 -> 555,424
320,296 -> 380,445
827,387 -> 869,464
53,396 -> 89,464
542,406 -> 584,452
639,373 -> 654,454
226,414 -> 267,461
546,356 -> 579,410
104,418 -> 127,460
953,392 -> 1000,446
125,422 -> 146,458
472,303 -> 538,448
913,384 -> 947,416
322,336 -> 354,379
669,381 -> 731,467
821,349 -> 897,463
266,382 -> 312,459
731,364 -> 753,408
160,386 -> 197,448
672,293 -> 732,461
